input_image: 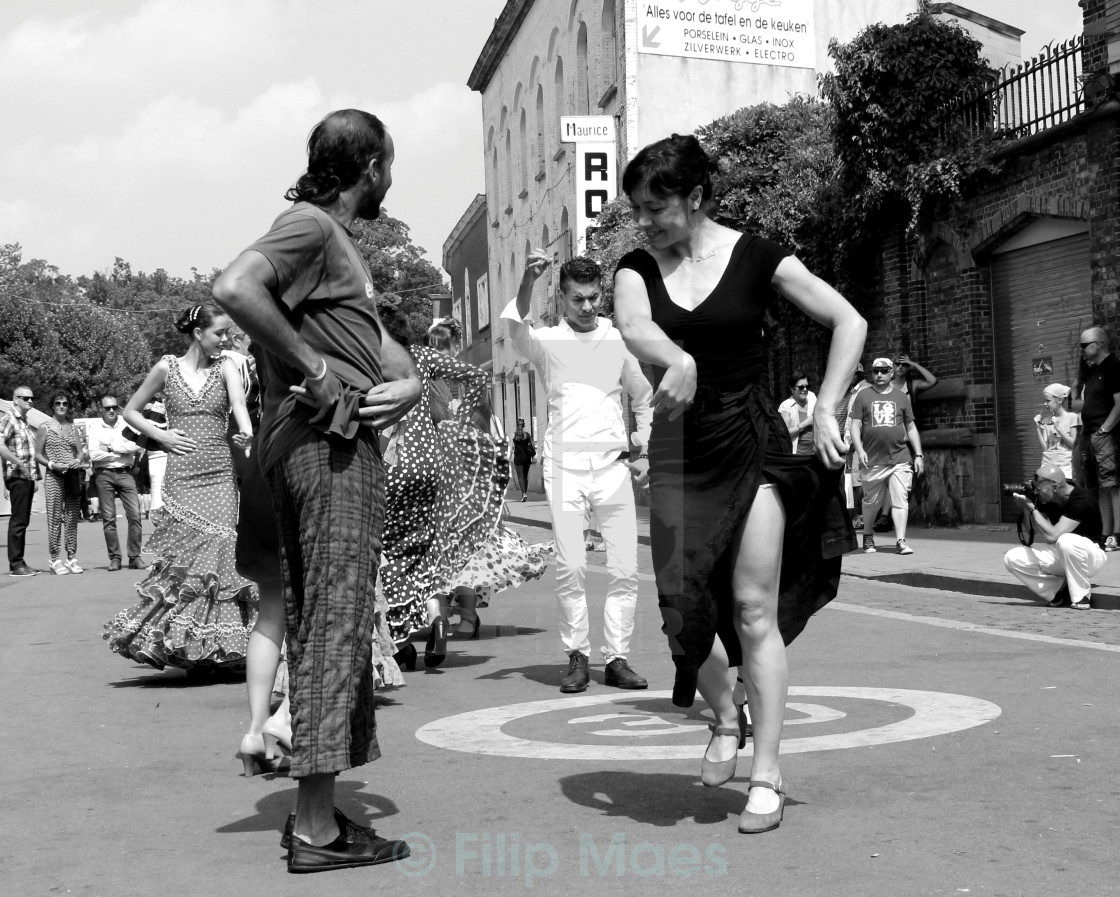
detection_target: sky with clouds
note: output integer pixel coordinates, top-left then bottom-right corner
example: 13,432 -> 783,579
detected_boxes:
0,0 -> 1085,282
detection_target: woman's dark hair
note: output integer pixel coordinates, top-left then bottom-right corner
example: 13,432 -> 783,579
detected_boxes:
48,392 -> 72,422
788,371 -> 808,389
425,317 -> 462,352
621,133 -> 717,203
378,305 -> 412,347
174,303 -> 224,335
284,110 -> 389,206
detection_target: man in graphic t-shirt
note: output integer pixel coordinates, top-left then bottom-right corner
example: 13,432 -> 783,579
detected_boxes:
1003,463 -> 1105,609
849,357 -> 924,555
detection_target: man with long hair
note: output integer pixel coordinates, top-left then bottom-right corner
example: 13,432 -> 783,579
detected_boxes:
213,109 -> 420,874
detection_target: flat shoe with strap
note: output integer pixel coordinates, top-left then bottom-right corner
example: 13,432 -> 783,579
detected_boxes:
738,779 -> 786,833
700,725 -> 740,787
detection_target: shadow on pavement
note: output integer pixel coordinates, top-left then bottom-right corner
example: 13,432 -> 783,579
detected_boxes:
215,782 -> 404,836
559,771 -> 801,827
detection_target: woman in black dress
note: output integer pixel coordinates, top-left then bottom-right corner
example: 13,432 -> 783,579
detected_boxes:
614,135 -> 865,833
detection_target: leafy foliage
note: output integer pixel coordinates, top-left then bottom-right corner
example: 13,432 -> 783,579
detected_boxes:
819,3 -> 1000,234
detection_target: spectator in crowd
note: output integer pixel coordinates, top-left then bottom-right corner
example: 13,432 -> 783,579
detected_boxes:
850,357 -> 924,555
1071,328 -> 1120,551
1,386 -> 42,576
511,418 -> 535,501
892,353 -> 938,400
33,393 -> 87,575
142,399 -> 169,513
1003,463 -> 1104,609
87,394 -> 144,571
778,371 -> 816,454
1034,383 -> 1079,481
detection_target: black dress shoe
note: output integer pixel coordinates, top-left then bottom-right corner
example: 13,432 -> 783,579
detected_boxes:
394,642 -> 417,672
560,651 -> 590,693
9,564 -> 40,577
288,827 -> 410,873
128,558 -> 145,569
108,559 -> 122,571
604,658 -> 648,689
281,808 -> 376,850
1048,583 -> 1072,607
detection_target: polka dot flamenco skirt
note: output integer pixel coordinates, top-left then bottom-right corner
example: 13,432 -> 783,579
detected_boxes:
103,505 -> 258,672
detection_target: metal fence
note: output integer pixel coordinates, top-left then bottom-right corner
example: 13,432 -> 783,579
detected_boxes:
952,36 -> 1084,141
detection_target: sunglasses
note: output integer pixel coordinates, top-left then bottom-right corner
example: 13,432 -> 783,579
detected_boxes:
871,367 -> 892,374
15,395 -> 34,402
54,401 -> 69,407
1081,341 -> 1098,349
794,384 -> 809,390
102,405 -> 119,411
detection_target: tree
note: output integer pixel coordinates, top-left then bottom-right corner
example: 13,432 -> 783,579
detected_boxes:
819,3 -> 999,235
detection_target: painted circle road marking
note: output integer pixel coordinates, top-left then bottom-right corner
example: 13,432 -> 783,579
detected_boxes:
415,687 -> 1000,760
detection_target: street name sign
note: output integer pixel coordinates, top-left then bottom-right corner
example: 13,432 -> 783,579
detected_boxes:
637,0 -> 816,70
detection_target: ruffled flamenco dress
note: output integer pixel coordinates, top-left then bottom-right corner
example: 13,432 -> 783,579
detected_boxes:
104,356 -> 258,672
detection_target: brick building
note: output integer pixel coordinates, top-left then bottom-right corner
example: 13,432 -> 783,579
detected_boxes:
440,194 -> 493,373
769,0 -> 1119,525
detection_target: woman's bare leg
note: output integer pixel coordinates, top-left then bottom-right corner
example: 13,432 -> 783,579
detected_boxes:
246,585 -> 285,746
730,484 -> 788,813
695,637 -> 738,764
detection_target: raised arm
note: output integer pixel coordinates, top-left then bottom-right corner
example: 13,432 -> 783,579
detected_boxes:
771,256 -> 867,469
416,346 -> 490,422
897,354 -> 937,394
613,267 -> 696,421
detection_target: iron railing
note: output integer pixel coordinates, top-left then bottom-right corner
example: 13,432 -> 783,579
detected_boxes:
952,36 -> 1084,141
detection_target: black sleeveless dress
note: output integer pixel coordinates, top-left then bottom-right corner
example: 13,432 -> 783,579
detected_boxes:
617,234 -> 855,707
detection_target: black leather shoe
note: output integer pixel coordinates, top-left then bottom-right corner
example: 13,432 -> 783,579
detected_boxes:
288,828 -> 410,873
9,564 -> 40,577
604,658 -> 648,689
281,808 -> 376,850
560,651 -> 590,693
108,559 -> 122,571
1048,583 -> 1072,607
128,558 -> 145,569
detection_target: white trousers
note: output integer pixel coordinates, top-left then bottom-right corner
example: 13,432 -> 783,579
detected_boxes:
543,458 -> 638,661
1003,533 -> 1106,602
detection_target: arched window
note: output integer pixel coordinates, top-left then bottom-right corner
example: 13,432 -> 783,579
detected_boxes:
575,24 -> 589,114
601,0 -> 617,93
559,208 -> 571,262
554,56 -> 565,119
535,85 -> 546,171
490,146 -> 499,217
519,109 -> 528,195
504,130 -> 513,210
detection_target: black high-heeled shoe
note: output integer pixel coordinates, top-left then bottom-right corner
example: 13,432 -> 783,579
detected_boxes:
394,642 -> 417,672
424,616 -> 448,668
455,614 -> 481,640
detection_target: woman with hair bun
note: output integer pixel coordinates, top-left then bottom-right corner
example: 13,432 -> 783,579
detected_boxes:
614,133 -> 865,833
104,303 -> 259,676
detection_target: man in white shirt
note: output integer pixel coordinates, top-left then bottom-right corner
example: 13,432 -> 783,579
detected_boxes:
504,251 -> 653,693
87,395 -> 144,570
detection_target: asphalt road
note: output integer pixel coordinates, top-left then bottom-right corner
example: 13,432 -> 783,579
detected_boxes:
1,511 -> 1117,897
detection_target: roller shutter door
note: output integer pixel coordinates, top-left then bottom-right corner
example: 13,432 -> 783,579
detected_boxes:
992,233 -> 1091,521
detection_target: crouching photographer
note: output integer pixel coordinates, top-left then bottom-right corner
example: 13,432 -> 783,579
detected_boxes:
1003,464 -> 1105,609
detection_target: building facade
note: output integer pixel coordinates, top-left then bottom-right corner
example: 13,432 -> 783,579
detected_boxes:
465,0 -> 1019,447
441,194 -> 494,373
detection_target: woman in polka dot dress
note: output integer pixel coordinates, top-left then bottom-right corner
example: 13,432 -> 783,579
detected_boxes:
379,316 -> 553,666
104,304 -> 257,672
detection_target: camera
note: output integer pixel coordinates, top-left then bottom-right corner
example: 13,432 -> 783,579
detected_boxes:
1002,480 -> 1038,501
1002,480 -> 1038,546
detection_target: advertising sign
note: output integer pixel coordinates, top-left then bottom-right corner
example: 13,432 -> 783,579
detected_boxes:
637,0 -> 816,70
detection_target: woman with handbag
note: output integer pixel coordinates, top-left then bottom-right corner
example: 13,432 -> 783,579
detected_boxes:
34,392 -> 87,575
